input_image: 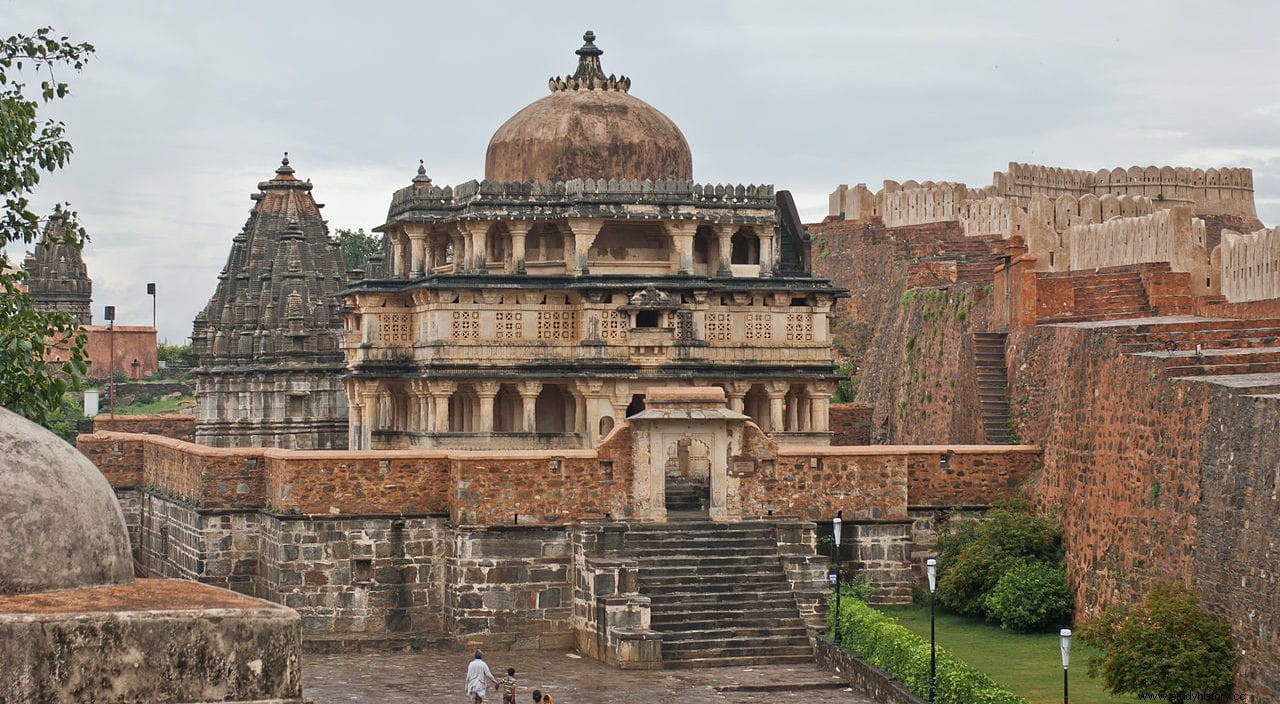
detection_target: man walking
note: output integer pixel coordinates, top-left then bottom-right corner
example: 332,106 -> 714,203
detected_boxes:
465,650 -> 498,703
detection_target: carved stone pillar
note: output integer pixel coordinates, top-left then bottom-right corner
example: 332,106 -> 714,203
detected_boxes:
346,379 -> 365,450
715,224 -> 733,276
517,380 -> 542,433
564,218 -> 604,275
786,392 -> 799,431
666,221 -> 698,275
758,225 -> 775,276
726,381 -> 750,414
405,225 -> 429,277
449,233 -> 465,273
765,381 -> 789,434
810,381 -> 834,433
430,381 -> 456,433
476,381 -> 500,434
510,221 -> 533,274
360,385 -> 379,449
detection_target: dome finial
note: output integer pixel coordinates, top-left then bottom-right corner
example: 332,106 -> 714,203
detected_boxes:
413,160 -> 432,186
576,31 -> 602,58
549,30 -> 630,93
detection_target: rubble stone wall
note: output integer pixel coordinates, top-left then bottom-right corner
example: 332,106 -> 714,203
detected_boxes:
93,413 -> 195,439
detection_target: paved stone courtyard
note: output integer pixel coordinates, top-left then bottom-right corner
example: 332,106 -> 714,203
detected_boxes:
303,648 -> 877,703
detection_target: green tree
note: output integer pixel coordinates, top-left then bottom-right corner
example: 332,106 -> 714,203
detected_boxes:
0,28 -> 94,428
1079,583 -> 1234,702
336,227 -> 381,273
157,340 -> 195,367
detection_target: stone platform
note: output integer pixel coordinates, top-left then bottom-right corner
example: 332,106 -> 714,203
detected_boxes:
0,578 -> 305,703
303,648 -> 875,703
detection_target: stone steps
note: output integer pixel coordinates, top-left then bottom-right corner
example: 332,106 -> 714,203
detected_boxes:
620,520 -> 813,668
972,332 -> 1014,443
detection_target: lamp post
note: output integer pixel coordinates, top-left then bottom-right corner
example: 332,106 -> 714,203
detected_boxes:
1060,628 -> 1072,704
146,282 -> 157,330
927,557 -> 937,704
832,511 -> 843,644
104,306 -> 116,418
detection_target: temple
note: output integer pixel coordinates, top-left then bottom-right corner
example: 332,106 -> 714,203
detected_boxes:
190,155 -> 350,449
23,211 -> 93,325
341,32 -> 842,455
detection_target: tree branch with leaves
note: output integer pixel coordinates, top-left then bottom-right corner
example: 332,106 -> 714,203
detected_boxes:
0,27 -> 95,427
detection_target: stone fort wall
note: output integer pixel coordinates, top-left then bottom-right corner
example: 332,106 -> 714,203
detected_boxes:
78,429 -> 1038,648
1009,323 -> 1280,702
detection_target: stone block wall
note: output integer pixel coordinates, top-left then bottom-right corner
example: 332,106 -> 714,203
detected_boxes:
263,450 -> 452,516
136,493 -> 261,595
80,434 -> 145,487
143,436 -> 265,509
259,515 -> 448,645
93,413 -> 195,439
905,447 -> 1041,507
446,526 -> 574,650
745,448 -> 909,521
829,403 -> 872,445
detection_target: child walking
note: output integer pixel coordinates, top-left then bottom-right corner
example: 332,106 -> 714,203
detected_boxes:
500,667 -> 517,704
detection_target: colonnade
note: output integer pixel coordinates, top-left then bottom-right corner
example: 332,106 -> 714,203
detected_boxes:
386,219 -> 774,279
344,378 -> 835,450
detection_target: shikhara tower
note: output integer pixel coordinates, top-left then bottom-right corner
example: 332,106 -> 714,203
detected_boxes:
191,155 -> 349,449
23,211 -> 93,325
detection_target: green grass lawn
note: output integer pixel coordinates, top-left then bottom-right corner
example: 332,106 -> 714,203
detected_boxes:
877,603 -> 1141,704
115,395 -> 195,415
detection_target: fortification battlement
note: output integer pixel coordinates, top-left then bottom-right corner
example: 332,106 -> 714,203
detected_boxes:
388,176 -> 778,221
830,161 -> 1257,223
1219,226 -> 1280,303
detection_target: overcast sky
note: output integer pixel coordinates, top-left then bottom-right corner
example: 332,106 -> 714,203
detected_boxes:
5,1 -> 1279,343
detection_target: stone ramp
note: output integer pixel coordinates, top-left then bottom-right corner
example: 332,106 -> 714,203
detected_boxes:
623,521 -> 815,669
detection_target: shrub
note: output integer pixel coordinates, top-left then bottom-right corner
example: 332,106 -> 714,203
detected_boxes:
1078,583 -> 1234,702
828,596 -> 1027,704
936,500 -> 1062,618
984,561 -> 1072,632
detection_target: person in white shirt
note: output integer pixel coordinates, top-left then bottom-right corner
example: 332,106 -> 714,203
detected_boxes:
465,650 -> 499,703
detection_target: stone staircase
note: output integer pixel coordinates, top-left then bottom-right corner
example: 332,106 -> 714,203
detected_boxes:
664,478 -> 708,515
622,522 -> 814,668
1100,318 -> 1280,390
972,332 -> 1014,443
1038,268 -> 1155,323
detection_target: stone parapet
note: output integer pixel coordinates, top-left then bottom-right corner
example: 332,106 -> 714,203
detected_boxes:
0,579 -> 304,704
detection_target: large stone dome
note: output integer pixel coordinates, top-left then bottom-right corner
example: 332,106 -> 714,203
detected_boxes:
484,31 -> 693,183
0,406 -> 133,594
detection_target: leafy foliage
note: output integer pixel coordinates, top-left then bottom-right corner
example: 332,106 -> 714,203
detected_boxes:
43,390 -> 85,443
935,500 -> 1063,618
828,595 -> 1027,704
157,341 -> 195,367
0,27 -> 94,427
336,227 -> 381,273
1078,584 -> 1234,702
983,561 -> 1073,632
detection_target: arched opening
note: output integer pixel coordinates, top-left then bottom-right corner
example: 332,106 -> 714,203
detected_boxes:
588,222 -> 672,272
731,228 -> 760,265
693,225 -> 718,276
493,384 -> 522,432
448,383 -> 479,432
525,223 -> 565,265
744,384 -> 770,432
599,416 -> 615,437
535,384 -> 573,434
625,393 -> 646,418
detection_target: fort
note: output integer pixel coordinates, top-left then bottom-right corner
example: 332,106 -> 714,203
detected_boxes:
12,29 -> 1277,704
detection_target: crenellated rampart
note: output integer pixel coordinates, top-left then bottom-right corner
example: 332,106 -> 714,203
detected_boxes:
1063,205 -> 1212,292
1219,226 -> 1280,303
996,162 -> 1257,219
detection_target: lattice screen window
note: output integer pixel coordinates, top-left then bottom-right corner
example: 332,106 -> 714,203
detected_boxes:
676,311 -> 695,340
599,311 -> 628,341
704,311 -> 732,341
496,311 -> 523,339
451,310 -> 479,340
745,313 -> 772,341
785,313 -> 814,342
537,310 -> 578,340
380,313 -> 412,344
